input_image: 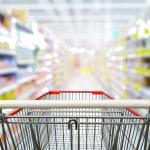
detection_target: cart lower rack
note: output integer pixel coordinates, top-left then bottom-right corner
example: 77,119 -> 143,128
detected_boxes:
0,91 -> 150,150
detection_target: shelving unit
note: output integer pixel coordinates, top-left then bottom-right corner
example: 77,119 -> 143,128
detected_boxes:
91,16 -> 150,99
0,11 -> 75,100
0,50 -> 16,56
0,83 -> 17,95
17,88 -> 36,100
0,68 -> 17,75
18,74 -> 36,85
0,12 -> 38,100
106,30 -> 150,99
17,60 -> 35,65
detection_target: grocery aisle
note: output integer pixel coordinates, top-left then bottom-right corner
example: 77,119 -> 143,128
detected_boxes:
0,1 -> 149,100
62,70 -> 102,90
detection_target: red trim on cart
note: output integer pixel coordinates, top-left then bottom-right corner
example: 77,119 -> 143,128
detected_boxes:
127,108 -> 141,116
49,91 -> 105,94
92,91 -> 103,94
6,91 -> 142,117
49,91 -> 61,94
7,108 -> 22,116
37,91 -> 106,98
102,91 -> 114,99
102,92 -> 142,116
36,91 -> 50,100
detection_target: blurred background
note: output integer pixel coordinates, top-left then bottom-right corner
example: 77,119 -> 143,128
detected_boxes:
0,0 -> 149,100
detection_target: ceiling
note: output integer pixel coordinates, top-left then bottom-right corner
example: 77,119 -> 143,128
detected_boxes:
0,0 -> 148,49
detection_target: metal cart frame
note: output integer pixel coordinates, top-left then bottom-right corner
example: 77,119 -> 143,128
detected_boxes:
0,91 -> 150,150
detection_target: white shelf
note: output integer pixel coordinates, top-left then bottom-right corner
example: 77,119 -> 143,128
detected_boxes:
36,75 -> 52,85
0,75 -> 36,95
0,27 -> 10,36
17,88 -> 35,100
127,54 -> 150,59
140,87 -> 150,97
18,75 -> 36,85
36,78 -> 47,85
34,85 -> 53,99
0,50 -> 16,56
17,60 -> 34,65
0,68 -> 17,75
0,83 -> 17,95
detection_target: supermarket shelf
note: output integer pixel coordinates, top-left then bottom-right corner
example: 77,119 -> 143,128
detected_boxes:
109,56 -> 125,61
140,87 -> 150,98
108,64 -> 126,71
127,54 -> 150,59
0,83 -> 17,95
94,74 -> 106,89
33,85 -> 53,99
15,22 -> 33,34
36,69 -> 52,73
0,77 -> 36,98
129,71 -> 150,78
18,75 -> 36,85
0,26 -> 10,36
0,50 -> 16,56
17,60 -> 35,65
0,75 -> 36,95
109,76 -> 127,90
36,76 -> 52,85
111,85 -> 124,99
17,88 -> 35,100
0,68 -> 17,75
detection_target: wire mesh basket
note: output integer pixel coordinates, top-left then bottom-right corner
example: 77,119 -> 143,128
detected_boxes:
0,91 -> 150,150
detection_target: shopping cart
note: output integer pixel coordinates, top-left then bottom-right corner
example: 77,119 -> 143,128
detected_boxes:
0,91 -> 149,150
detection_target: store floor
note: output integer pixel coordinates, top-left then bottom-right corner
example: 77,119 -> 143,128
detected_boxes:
62,70 -> 102,90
